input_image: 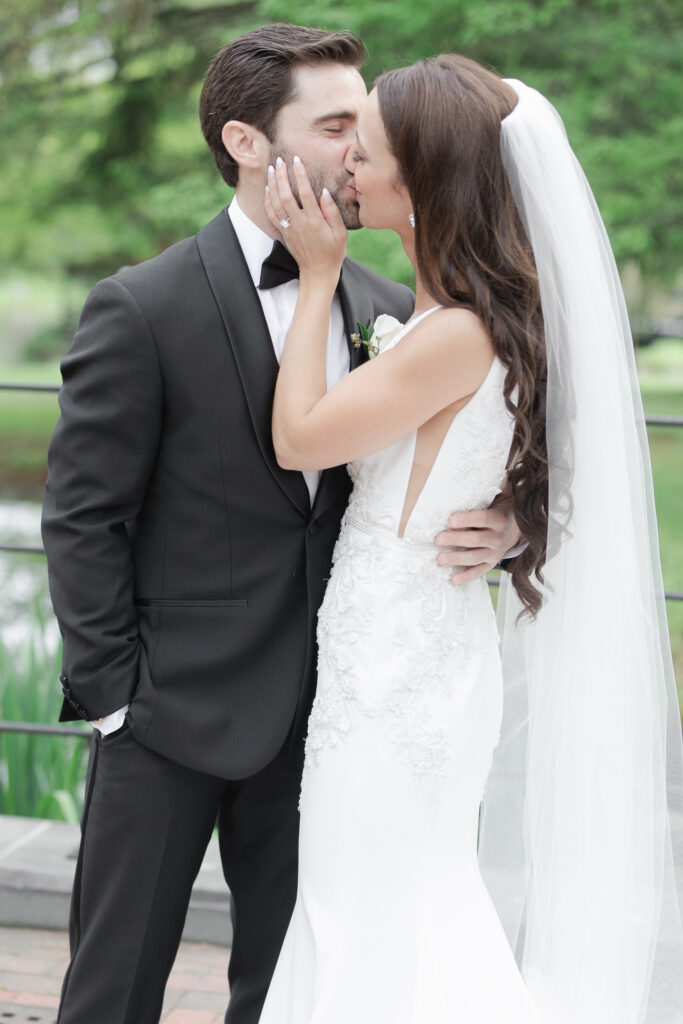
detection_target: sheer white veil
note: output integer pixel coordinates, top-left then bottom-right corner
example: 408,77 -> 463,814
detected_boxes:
478,79 -> 683,1023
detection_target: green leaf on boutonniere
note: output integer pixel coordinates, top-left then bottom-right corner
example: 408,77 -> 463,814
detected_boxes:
351,320 -> 372,350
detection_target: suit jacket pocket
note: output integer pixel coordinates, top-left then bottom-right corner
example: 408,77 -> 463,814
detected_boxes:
137,601 -> 255,707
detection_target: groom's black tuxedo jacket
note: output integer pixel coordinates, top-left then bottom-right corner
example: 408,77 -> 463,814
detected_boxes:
42,206 -> 414,779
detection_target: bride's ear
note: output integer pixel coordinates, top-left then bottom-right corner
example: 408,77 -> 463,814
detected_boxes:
393,177 -> 414,225
221,120 -> 269,174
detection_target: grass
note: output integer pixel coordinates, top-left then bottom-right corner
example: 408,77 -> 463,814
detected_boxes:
0,602 -> 89,822
636,340 -> 683,694
0,361 -> 61,497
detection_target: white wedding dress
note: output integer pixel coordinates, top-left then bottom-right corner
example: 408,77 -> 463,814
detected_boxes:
258,307 -> 542,1024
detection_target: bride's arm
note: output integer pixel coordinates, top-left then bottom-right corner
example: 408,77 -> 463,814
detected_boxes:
266,158 -> 494,472
275,309 -> 493,470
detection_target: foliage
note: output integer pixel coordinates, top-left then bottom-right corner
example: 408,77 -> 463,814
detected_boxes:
23,313 -> 81,362
0,602 -> 89,822
0,361 -> 61,498
0,0 -> 680,296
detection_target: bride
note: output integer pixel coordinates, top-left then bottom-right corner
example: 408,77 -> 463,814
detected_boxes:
258,55 -> 683,1024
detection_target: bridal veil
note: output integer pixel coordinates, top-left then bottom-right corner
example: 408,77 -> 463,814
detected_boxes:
478,80 -> 683,1023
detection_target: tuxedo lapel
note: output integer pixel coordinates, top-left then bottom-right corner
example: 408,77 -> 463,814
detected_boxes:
338,260 -> 374,371
196,207 -> 310,517
310,259 -> 373,522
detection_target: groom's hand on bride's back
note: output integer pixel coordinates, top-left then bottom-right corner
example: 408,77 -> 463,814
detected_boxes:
435,479 -> 522,585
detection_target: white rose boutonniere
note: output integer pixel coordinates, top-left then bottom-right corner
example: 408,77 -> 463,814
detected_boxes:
351,314 -> 404,359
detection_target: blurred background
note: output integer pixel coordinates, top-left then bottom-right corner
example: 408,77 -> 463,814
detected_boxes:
0,0 -> 681,821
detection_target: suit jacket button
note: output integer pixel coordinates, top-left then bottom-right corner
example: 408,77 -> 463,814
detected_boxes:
308,522 -> 318,537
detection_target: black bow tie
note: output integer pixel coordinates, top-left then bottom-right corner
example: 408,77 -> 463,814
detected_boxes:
258,240 -> 343,291
258,241 -> 300,290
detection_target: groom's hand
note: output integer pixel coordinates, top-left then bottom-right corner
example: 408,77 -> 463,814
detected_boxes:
435,479 -> 522,585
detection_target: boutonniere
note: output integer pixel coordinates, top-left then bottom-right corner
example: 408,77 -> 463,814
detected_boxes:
351,314 -> 403,359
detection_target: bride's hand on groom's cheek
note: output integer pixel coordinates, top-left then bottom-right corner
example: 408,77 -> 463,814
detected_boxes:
434,483 -> 522,584
264,156 -> 347,279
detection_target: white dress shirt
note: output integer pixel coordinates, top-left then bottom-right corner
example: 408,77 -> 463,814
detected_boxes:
227,196 -> 350,503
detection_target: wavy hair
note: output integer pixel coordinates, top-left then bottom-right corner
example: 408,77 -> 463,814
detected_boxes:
377,54 -> 548,616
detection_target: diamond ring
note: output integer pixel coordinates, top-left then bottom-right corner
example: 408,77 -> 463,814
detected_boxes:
279,218 -> 291,230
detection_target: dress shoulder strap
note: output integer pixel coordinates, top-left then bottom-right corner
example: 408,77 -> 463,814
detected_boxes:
401,304 -> 443,338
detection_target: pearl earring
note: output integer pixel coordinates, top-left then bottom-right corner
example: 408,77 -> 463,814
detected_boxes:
409,213 -> 415,228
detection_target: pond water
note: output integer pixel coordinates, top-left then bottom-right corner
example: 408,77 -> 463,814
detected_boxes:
0,500 -> 59,656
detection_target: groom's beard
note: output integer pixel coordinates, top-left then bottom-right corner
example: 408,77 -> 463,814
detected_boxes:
269,146 -> 361,230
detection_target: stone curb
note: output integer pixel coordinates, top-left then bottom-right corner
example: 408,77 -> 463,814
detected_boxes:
0,816 -> 232,946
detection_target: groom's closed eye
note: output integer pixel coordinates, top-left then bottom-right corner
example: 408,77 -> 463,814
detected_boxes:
313,111 -> 357,135
318,123 -> 353,137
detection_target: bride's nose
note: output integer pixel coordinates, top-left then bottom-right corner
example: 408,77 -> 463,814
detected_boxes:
343,148 -> 356,176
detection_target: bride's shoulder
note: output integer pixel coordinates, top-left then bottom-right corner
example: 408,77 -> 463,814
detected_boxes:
431,304 -> 487,337
400,305 -> 494,387
410,305 -> 492,356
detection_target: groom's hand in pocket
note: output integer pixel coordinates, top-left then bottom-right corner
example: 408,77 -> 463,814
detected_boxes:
434,477 -> 522,585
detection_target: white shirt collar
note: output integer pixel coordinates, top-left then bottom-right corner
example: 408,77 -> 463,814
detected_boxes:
228,196 -> 276,289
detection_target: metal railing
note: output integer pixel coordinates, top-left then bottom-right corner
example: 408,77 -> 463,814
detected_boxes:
1,375 -> 682,739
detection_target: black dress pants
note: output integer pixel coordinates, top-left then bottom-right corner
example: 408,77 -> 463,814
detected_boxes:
57,721 -> 303,1024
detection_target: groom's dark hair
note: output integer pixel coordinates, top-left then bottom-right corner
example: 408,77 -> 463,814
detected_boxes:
200,24 -> 366,187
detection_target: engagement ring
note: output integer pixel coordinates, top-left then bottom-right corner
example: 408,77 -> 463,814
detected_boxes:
279,218 -> 291,230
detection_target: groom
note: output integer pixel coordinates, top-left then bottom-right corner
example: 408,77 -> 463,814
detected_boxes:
42,23 -> 520,1024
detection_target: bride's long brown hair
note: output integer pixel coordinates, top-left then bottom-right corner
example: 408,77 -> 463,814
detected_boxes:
377,54 -> 548,616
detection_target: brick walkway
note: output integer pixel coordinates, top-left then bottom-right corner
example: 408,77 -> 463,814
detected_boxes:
0,926 -> 231,1023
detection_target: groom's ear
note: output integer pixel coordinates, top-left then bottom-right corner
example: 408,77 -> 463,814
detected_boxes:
221,120 -> 270,175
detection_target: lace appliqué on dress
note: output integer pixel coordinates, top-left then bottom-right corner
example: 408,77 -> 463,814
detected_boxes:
301,520 -> 493,804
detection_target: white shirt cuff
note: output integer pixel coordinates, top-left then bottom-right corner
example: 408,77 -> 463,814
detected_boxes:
91,705 -> 129,735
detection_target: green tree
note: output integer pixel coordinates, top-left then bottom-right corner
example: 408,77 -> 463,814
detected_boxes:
0,0 -> 680,290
